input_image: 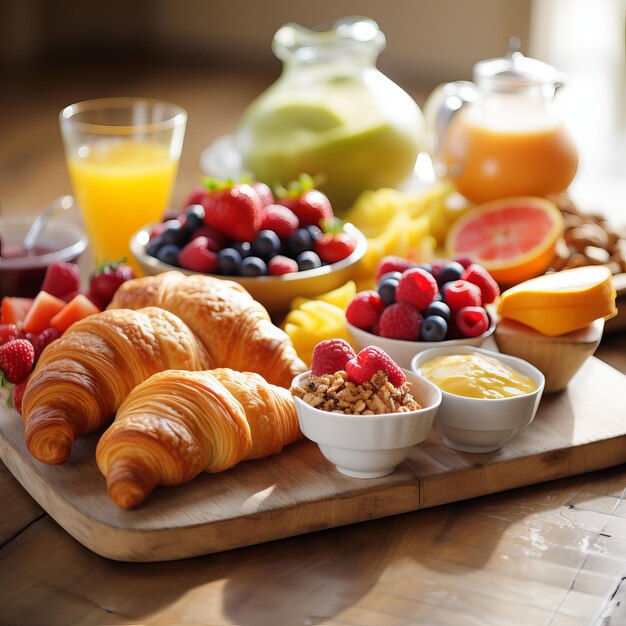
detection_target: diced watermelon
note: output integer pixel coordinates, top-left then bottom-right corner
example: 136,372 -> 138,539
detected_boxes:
1,297 -> 35,327
22,291 -> 66,335
50,294 -> 100,333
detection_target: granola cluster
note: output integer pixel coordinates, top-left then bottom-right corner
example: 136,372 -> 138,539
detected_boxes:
291,370 -> 421,415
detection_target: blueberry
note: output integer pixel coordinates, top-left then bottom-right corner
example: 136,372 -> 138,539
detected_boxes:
296,250 -> 322,271
146,235 -> 164,258
156,243 -> 181,266
378,271 -> 402,285
422,300 -> 451,323
232,241 -> 252,258
161,220 -> 188,246
217,248 -> 242,275
432,292 -> 443,302
251,229 -> 281,259
377,278 -> 399,305
304,224 -> 323,241
239,256 -> 267,277
183,204 -> 205,232
437,261 -> 465,286
420,315 -> 448,342
287,228 -> 314,256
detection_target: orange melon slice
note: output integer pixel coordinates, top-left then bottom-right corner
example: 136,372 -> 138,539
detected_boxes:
496,265 -> 617,336
446,197 -> 564,286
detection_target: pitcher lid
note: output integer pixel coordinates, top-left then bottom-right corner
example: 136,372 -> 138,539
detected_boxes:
474,37 -> 561,90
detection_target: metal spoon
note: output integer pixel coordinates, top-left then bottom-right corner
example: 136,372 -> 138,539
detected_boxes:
22,195 -> 74,252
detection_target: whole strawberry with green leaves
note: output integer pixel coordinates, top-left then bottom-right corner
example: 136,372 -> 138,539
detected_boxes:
314,218 -> 357,264
199,178 -> 263,242
275,174 -> 334,227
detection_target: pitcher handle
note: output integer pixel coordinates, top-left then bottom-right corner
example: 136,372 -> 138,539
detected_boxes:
423,81 -> 479,172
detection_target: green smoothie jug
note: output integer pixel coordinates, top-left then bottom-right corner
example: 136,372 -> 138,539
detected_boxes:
235,17 -> 425,213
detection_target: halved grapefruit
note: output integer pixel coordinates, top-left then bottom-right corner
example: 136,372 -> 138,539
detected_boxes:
446,196 -> 564,286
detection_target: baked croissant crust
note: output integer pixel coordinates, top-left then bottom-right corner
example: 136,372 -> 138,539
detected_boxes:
96,368 -> 302,509
108,271 -> 307,388
22,307 -> 211,465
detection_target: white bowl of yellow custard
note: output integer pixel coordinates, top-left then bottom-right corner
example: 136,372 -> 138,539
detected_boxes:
411,346 -> 544,453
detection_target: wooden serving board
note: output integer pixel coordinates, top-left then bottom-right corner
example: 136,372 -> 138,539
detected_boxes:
1,356 -> 626,563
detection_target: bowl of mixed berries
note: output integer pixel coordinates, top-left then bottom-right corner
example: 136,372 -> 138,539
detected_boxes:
345,255 -> 499,368
131,175 -> 366,313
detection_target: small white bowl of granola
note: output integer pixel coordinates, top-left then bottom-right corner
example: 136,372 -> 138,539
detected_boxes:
290,367 -> 442,478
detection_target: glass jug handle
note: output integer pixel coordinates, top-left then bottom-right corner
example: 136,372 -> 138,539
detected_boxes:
423,81 -> 479,173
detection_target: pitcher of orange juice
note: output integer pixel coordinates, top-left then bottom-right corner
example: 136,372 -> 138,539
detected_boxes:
424,39 -> 578,204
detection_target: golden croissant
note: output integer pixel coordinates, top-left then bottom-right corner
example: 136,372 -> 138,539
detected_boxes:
96,368 -> 302,509
108,271 -> 307,388
22,307 -> 211,465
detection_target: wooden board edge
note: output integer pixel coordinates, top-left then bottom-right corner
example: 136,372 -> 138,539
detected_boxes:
0,432 -> 421,562
418,436 -> 626,509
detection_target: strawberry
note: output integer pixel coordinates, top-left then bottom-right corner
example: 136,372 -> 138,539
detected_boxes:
200,179 -> 263,242
178,237 -> 218,273
0,339 -> 35,384
87,260 -> 135,310
375,256 -> 418,282
311,339 -> 357,376
275,174 -> 333,227
182,184 -> 206,210
11,376 -> 29,414
0,323 -> 18,346
250,182 -> 275,208
345,346 -> 406,387
40,261 -> 81,302
260,204 -> 299,239
314,218 -> 357,264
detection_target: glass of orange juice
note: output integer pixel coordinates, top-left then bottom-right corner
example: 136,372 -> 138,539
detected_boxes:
59,97 -> 187,267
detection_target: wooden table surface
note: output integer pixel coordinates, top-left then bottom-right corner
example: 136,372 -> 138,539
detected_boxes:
1,62 -> 626,626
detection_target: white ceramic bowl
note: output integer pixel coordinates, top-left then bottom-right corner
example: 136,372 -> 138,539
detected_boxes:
346,314 -> 496,370
0,216 -> 88,298
291,369 -> 442,478
411,346 -> 545,453
130,223 -> 367,314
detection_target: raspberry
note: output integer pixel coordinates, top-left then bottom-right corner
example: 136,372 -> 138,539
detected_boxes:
260,204 -> 300,239
178,237 -> 218,273
396,268 -> 438,311
375,256 -> 417,282
378,302 -> 422,340
267,255 -> 298,276
461,264 -> 500,304
310,339 -> 357,376
345,291 -> 384,331
443,279 -> 482,313
456,306 -> 490,338
345,346 -> 406,387
453,254 -> 476,269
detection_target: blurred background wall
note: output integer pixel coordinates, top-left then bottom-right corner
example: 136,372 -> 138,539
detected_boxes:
0,0 -> 532,86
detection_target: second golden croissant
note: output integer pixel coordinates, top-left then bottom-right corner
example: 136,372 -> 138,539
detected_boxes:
96,368 -> 302,510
